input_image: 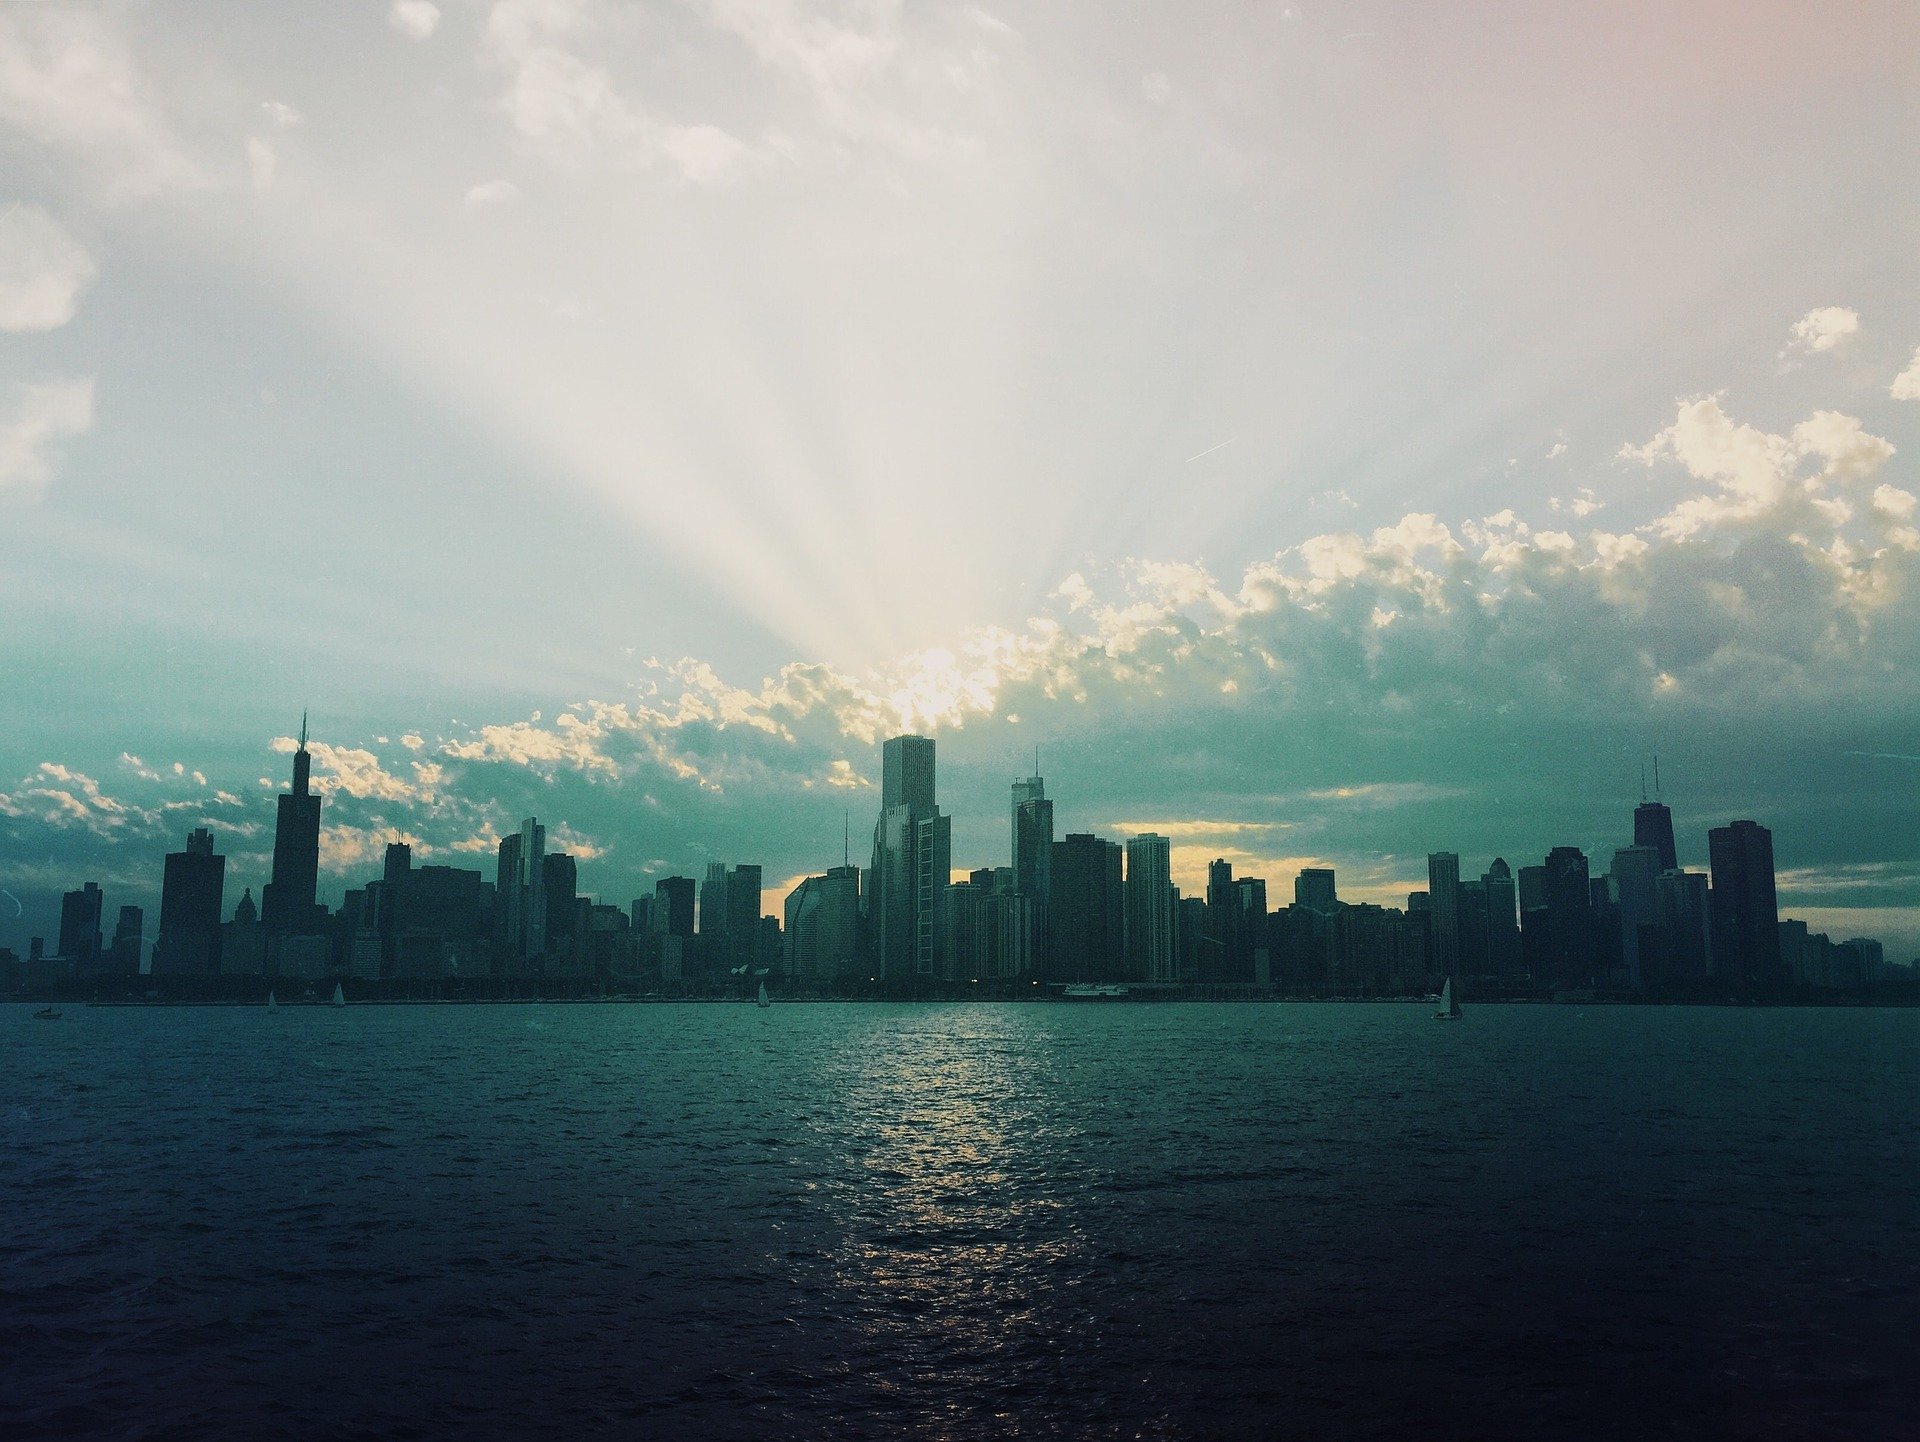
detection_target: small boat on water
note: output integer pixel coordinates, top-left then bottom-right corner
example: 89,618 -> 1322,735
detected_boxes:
33,1004 -> 61,1020
1061,983 -> 1129,999
331,983 -> 346,1008
757,981 -> 771,1009
1436,977 -> 1463,1020
266,992 -> 278,1012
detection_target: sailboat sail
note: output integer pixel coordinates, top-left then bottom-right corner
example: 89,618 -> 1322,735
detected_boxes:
757,981 -> 770,1008
332,983 -> 346,1008
1437,977 -> 1462,1019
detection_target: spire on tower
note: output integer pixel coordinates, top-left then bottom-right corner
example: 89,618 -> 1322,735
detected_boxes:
299,709 -> 308,751
1640,762 -> 1647,803
1653,754 -> 1662,800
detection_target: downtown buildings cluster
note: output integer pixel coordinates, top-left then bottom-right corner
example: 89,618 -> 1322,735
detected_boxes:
2,724 -> 1898,999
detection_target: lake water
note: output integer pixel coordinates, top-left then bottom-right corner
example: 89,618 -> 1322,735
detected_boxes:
4,1001 -> 1918,1439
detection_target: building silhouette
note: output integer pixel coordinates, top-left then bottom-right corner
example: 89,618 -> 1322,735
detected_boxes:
58,882 -> 103,972
496,817 -> 548,968
261,714 -> 323,936
1427,852 -> 1461,978
870,735 -> 949,982
153,827 -> 225,974
1124,833 -> 1175,982
1051,833 -> 1123,982
1709,819 -> 1782,989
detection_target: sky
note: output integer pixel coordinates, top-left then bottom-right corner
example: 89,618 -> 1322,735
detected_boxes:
2,0 -> 1919,959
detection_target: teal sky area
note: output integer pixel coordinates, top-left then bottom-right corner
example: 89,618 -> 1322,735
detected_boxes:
2,1 -> 1918,957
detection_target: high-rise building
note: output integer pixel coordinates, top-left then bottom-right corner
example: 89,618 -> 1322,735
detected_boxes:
724,865 -> 763,971
153,827 -> 225,974
1202,858 -> 1252,982
1609,845 -> 1663,986
1427,852 -> 1461,978
1124,834 -> 1174,982
1294,868 -> 1337,914
1634,799 -> 1678,873
784,865 -> 861,981
1011,771 -> 1053,901
1709,819 -> 1782,989
699,862 -> 730,945
652,876 -> 696,938
262,714 -> 324,936
496,817 -> 547,969
1482,858 -> 1521,975
1652,869 -> 1711,986
1050,833 -> 1124,981
1541,846 -> 1594,986
58,882 -> 103,969
870,735 -> 949,982
108,904 -> 143,975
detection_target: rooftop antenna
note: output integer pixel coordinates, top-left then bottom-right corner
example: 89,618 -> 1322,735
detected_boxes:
843,809 -> 850,868
299,708 -> 308,750
1653,755 -> 1663,801
1640,761 -> 1647,803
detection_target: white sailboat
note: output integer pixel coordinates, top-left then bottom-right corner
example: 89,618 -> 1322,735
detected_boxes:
267,991 -> 278,1012
1436,977 -> 1463,1020
757,980 -> 770,1009
331,982 -> 346,1008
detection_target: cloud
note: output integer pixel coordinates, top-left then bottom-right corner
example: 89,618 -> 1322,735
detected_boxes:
0,378 -> 96,497
1893,347 -> 1920,402
390,1 -> 443,41
1141,72 -> 1172,105
480,0 -> 752,184
1781,305 -> 1859,363
260,100 -> 301,127
246,136 -> 277,189
465,178 -> 519,206
0,8 -> 203,199
0,206 -> 96,331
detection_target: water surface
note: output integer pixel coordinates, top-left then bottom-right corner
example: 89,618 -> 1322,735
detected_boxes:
5,1002 -> 1917,1439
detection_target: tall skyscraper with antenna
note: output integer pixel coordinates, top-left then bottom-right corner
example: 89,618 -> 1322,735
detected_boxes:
1634,757 -> 1679,872
262,712 -> 324,935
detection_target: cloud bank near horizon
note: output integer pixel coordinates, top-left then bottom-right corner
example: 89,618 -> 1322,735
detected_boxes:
6,375 -> 1919,953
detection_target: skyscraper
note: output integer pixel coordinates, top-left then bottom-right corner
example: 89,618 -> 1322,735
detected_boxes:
1011,767 -> 1054,971
1294,868 -> 1337,914
1203,858 -> 1244,982
57,882 -> 103,969
1709,819 -> 1782,989
153,827 -> 225,974
1634,761 -> 1679,872
1541,846 -> 1594,986
261,714 -> 323,936
1609,845 -> 1662,986
1124,833 -> 1174,982
870,735 -> 949,982
785,865 -> 862,981
1482,858 -> 1521,975
1050,833 -> 1123,981
1427,852 -> 1461,978
725,865 -> 763,971
496,817 -> 547,969
108,904 -> 143,975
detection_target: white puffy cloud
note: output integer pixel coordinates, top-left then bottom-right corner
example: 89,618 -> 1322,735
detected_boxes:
1781,305 -> 1859,363
389,1 -> 443,42
0,8 -> 203,199
0,206 -> 96,331
0,378 -> 96,497
1893,347 -> 1920,402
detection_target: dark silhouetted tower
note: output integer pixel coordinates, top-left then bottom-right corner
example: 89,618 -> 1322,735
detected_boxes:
1709,819 -> 1782,989
154,827 -> 225,974
262,714 -> 323,935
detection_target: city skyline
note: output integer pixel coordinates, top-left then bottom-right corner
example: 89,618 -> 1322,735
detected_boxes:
4,720 -> 1904,992
4,3 -> 1920,971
